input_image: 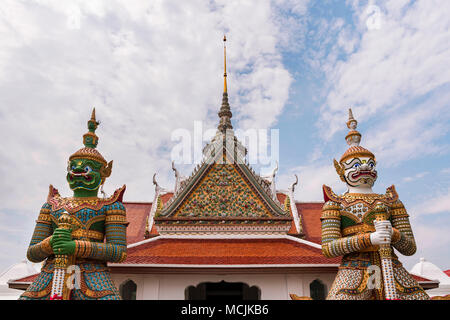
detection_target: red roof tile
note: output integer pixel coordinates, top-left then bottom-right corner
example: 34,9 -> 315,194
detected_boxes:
8,273 -> 39,283
160,192 -> 174,205
276,193 -> 287,204
296,202 -> 323,244
123,202 -> 152,244
122,238 -> 340,265
444,269 -> 450,277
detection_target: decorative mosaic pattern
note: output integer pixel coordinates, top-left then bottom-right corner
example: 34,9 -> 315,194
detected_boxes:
174,163 -> 273,219
327,268 -> 374,300
393,261 -> 429,299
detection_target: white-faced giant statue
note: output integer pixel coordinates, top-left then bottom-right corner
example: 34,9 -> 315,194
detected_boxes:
321,108 -> 429,300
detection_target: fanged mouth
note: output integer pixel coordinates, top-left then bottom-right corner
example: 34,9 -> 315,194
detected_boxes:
351,170 -> 377,179
68,172 -> 93,182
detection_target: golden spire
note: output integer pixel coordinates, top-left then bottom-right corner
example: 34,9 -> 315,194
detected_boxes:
223,35 -> 227,93
217,35 -> 233,133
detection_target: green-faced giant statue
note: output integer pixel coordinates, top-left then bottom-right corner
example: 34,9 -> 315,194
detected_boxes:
19,109 -> 127,300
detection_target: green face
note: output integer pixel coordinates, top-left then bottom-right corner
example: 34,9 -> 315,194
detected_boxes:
66,158 -> 103,195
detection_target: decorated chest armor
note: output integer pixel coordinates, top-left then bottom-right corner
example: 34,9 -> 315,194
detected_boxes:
321,109 -> 429,300
19,109 -> 128,300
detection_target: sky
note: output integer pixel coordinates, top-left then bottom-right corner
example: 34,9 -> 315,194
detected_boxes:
0,0 -> 449,274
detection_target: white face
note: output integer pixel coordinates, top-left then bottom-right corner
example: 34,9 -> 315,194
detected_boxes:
342,156 -> 377,188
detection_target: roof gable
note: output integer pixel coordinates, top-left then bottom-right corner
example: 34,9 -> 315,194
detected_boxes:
154,149 -> 291,234
166,159 -> 285,220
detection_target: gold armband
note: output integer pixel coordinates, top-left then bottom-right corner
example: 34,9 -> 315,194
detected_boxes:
105,214 -> 128,225
321,210 -> 340,220
36,212 -> 52,225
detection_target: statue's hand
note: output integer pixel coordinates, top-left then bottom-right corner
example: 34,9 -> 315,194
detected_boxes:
374,220 -> 393,236
51,228 -> 75,255
370,221 -> 391,245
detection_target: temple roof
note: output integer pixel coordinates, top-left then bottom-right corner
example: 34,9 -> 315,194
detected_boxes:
295,202 -> 324,244
112,238 -> 339,266
123,202 -> 152,244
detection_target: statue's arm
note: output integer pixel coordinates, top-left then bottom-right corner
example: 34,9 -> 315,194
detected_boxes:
26,203 -> 54,262
73,202 -> 127,263
389,200 -> 417,256
321,201 -> 372,258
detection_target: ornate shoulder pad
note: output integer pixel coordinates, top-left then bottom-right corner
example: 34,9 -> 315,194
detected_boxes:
47,184 -> 60,203
102,185 -> 126,205
321,200 -> 341,220
48,184 -> 126,213
385,185 -> 408,217
385,185 -> 399,203
322,185 -> 342,203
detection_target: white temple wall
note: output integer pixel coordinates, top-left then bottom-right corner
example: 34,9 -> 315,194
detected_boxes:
111,272 -> 336,300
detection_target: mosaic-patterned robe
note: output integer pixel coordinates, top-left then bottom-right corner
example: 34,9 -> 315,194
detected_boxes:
321,185 -> 429,300
19,185 -> 127,300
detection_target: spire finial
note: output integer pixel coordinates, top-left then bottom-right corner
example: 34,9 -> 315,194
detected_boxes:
223,35 -> 227,93
218,35 -> 233,133
347,108 -> 357,130
83,108 -> 99,148
87,107 -> 99,133
345,108 -> 361,147
91,107 -> 96,121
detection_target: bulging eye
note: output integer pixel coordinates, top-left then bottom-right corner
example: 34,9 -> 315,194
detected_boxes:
84,166 -> 92,173
369,163 -> 374,168
71,165 -> 76,170
353,163 -> 360,168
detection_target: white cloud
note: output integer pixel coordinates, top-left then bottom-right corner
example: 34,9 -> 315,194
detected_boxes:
317,0 -> 450,150
402,171 -> 429,183
410,189 -> 450,216
401,217 -> 450,270
0,0 -> 294,271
